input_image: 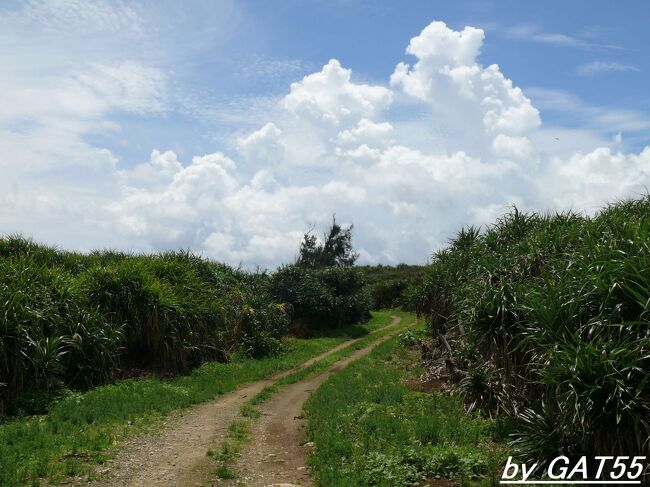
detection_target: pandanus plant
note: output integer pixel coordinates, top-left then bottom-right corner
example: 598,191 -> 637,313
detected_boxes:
415,196 -> 650,466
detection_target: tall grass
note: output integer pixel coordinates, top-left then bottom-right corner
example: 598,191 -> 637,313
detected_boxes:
0,237 -> 288,415
415,196 -> 650,466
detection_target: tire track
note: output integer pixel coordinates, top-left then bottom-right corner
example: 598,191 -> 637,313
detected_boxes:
83,317 -> 401,487
214,316 -> 406,487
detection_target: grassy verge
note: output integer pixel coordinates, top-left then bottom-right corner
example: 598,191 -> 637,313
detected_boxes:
250,309 -> 414,405
0,312 -> 393,486
209,310 -> 415,479
304,328 -> 507,487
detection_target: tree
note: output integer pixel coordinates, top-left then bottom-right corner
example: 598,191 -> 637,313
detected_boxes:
297,216 -> 358,268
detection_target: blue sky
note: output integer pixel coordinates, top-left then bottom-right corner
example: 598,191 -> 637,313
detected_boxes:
1,0 -> 649,267
85,0 -> 650,161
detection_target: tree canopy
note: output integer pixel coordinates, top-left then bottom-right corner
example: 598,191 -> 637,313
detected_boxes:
296,217 -> 358,268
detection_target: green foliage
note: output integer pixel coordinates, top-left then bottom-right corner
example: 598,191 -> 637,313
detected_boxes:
415,196 -> 650,463
305,334 -> 504,486
357,264 -> 427,310
272,217 -> 370,328
297,216 -> 358,268
215,465 -> 236,479
396,329 -> 422,347
271,265 -> 371,327
0,237 -> 291,413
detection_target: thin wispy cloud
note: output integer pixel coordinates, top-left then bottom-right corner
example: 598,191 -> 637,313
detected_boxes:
19,0 -> 144,36
526,87 -> 650,133
576,60 -> 639,76
499,23 -> 622,50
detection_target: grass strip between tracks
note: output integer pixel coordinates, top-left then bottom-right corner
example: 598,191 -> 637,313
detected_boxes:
210,310 -> 417,480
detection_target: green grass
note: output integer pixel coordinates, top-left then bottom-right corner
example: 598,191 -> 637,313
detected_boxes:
0,311 -> 394,486
208,310 -> 414,481
249,309 -> 414,405
304,330 -> 507,487
215,465 -> 237,479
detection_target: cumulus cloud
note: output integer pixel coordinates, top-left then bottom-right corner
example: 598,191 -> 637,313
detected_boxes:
283,59 -> 393,126
390,22 -> 540,158
492,134 -> 535,161
237,122 -> 284,162
335,119 -> 394,147
0,57 -> 167,253
3,18 -> 650,268
544,147 -> 650,210
109,152 -> 239,243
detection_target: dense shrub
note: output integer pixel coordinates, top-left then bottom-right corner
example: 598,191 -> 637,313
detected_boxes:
272,217 -> 371,328
0,238 -> 288,414
415,197 -> 650,464
357,264 -> 426,310
271,265 -> 371,327
370,280 -> 408,309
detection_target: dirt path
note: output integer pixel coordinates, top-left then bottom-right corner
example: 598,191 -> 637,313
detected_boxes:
84,317 -> 402,487
214,317 -> 406,487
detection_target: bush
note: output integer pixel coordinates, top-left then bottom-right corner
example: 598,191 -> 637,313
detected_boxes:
357,264 -> 426,310
271,265 -> 371,328
370,280 -> 408,309
415,197 -> 650,463
0,237 -> 288,414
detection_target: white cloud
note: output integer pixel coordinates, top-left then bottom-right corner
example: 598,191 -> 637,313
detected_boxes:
235,55 -> 309,82
534,33 -> 589,48
492,134 -> 535,161
544,147 -> 650,210
237,122 -> 284,162
283,59 -> 392,126
335,119 -> 394,147
0,62 -> 166,126
0,60 -> 167,179
2,17 -> 650,268
499,24 -> 622,50
20,0 -> 144,35
149,150 -> 183,176
576,61 -> 639,76
390,21 -> 540,158
123,150 -> 183,187
108,151 -> 239,242
73,62 -> 167,114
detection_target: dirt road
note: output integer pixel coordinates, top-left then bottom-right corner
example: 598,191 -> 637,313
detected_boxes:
213,317 -> 405,487
86,316 -> 402,487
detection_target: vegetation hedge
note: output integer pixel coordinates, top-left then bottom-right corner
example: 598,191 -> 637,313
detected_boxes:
415,196 -> 650,465
0,237 -> 289,415
357,264 -> 426,310
271,264 -> 371,327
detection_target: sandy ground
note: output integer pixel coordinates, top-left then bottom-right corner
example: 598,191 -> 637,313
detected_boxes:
82,316 -> 402,487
